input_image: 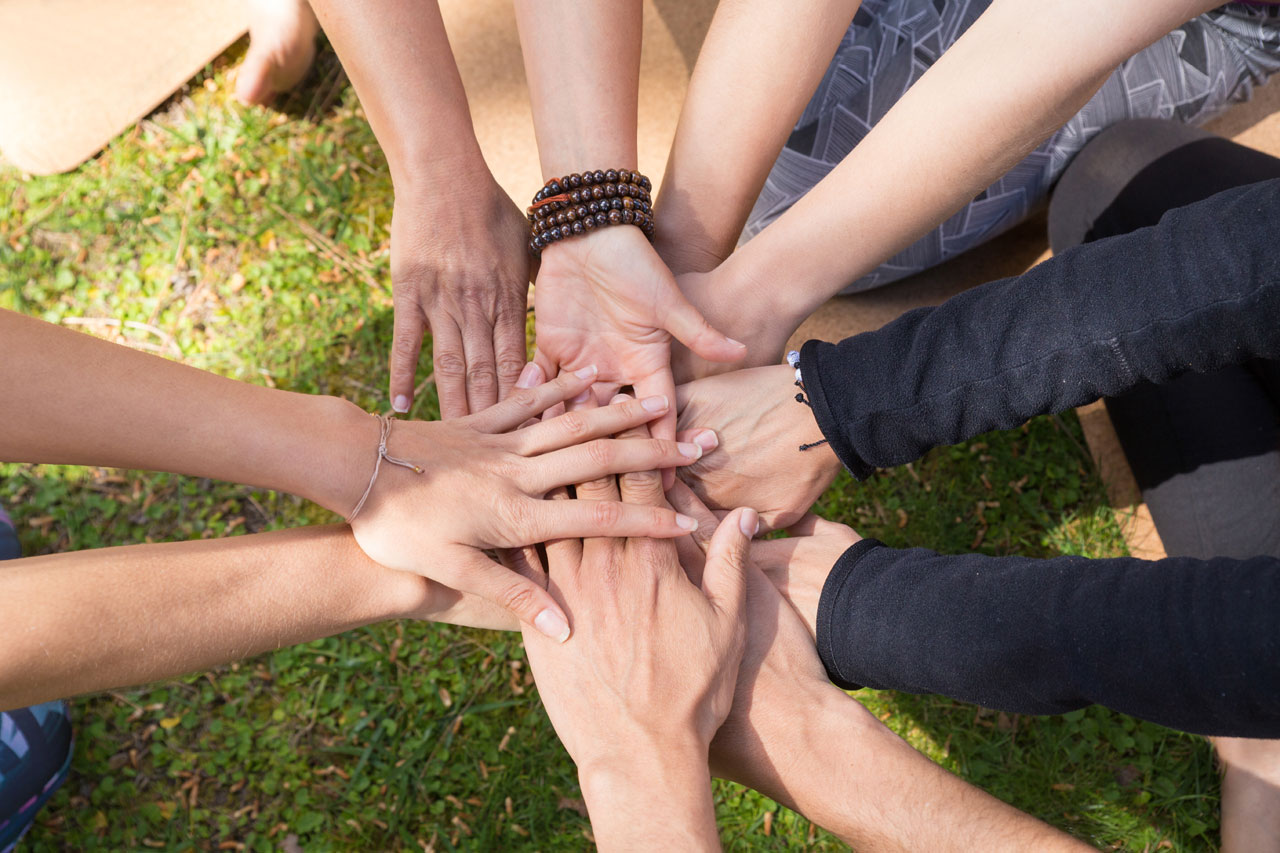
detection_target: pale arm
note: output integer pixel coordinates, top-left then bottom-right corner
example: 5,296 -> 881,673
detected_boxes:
655,0 -> 862,274
0,524 -> 516,710
703,0 -> 1219,358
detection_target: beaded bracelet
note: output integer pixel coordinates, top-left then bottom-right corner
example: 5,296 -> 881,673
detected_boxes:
527,169 -> 655,256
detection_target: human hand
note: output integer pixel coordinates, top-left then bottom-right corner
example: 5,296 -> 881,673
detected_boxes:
675,364 -> 841,531
532,226 -> 747,445
389,173 -> 532,417
751,513 -> 862,640
667,482 -> 841,793
520,405 -> 756,848
670,268 -> 795,385
348,366 -> 711,641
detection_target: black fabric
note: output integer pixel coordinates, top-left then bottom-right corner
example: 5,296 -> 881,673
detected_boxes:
1062,133 -> 1280,560
817,543 -> 1280,737
802,148 -> 1280,736
798,178 -> 1280,479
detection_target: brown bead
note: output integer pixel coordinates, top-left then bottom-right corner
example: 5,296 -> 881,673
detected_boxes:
568,173 -> 582,188
619,169 -> 632,184
592,170 -> 606,184
621,197 -> 634,210
591,186 -> 605,200
547,179 -> 562,194
621,209 -> 634,224
639,175 -> 652,191
582,215 -> 597,229
569,190 -> 581,204
611,198 -> 624,210
571,221 -> 585,235
594,212 -> 609,226
603,183 -> 617,198
604,169 -> 619,182
576,205 -> 589,219
588,201 -> 600,214
607,209 -> 623,225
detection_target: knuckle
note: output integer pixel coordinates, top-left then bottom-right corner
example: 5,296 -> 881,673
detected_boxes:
392,330 -> 424,360
496,356 -> 527,383
501,494 -> 538,535
434,352 -> 467,379
495,580 -> 539,615
466,364 -> 498,392
557,412 -> 589,439
592,500 -> 622,529
586,439 -> 614,467
620,469 -> 661,496
646,438 -> 671,460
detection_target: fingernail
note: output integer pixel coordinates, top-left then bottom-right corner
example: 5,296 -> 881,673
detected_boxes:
676,514 -> 698,531
693,429 -> 718,451
516,363 -> 543,389
392,395 -> 410,413
641,395 -> 668,413
574,365 -> 598,379
610,393 -> 630,406
678,442 -> 702,459
572,388 -> 592,404
739,507 -> 760,537
534,609 -> 571,643
727,338 -> 747,349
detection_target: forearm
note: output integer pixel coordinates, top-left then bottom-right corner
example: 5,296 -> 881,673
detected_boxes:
579,741 -> 720,851
308,0 -> 488,187
656,0 -> 860,271
514,0 -> 641,178
818,542 -> 1280,737
0,309 -> 373,515
724,0 -> 1215,325
0,525 -> 427,709
797,179 -> 1280,478
734,685 -> 1086,850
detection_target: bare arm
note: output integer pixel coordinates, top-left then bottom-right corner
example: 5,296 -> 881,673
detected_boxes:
0,524 -> 516,710
688,0 -> 1217,365
513,0 -> 744,447
655,0 -> 862,274
307,0 -> 531,417
0,309 -> 708,635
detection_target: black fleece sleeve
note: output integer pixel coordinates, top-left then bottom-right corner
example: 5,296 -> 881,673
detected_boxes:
817,543 -> 1280,737
798,179 -> 1280,479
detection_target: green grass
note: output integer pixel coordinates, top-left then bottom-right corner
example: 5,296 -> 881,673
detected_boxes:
1,45 -> 1221,851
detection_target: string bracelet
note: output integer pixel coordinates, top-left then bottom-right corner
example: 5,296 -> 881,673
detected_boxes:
527,169 -> 656,256
345,414 -> 424,523
787,350 -> 830,453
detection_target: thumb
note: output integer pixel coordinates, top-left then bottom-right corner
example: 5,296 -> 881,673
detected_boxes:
460,552 -> 571,643
701,507 -> 758,619
661,289 -> 748,365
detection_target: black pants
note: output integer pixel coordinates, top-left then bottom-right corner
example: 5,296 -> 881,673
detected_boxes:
1049,120 -> 1280,559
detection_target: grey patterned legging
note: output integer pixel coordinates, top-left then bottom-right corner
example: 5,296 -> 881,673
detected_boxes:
743,1 -> 1280,292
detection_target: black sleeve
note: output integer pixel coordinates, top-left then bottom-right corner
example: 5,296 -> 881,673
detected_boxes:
817,542 -> 1280,737
798,179 -> 1280,479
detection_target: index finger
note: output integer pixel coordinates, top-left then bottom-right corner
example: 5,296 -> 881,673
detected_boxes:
633,368 -> 677,490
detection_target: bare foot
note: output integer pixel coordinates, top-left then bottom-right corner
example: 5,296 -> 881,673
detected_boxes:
235,0 -> 320,106
1213,736 -> 1280,852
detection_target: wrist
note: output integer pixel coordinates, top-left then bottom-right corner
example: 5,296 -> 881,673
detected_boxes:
718,251 -> 807,351
579,735 -> 717,849
290,394 -> 379,517
389,150 -> 493,200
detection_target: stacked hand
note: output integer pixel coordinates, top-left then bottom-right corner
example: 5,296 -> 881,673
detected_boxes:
675,364 -> 842,530
519,401 -> 757,848
532,227 -> 748,444
349,366 -> 713,640
388,173 -> 532,418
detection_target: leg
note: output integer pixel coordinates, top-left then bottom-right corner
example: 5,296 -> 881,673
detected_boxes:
235,0 -> 321,106
1050,120 -> 1280,852
0,510 -> 73,852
